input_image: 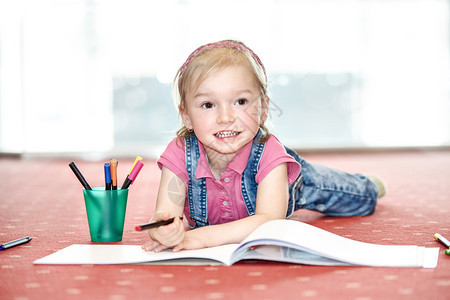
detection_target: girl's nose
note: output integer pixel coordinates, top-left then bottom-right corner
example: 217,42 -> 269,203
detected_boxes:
217,105 -> 235,124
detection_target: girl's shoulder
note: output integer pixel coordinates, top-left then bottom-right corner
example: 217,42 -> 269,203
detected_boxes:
263,134 -> 285,151
162,137 -> 186,156
157,138 -> 188,183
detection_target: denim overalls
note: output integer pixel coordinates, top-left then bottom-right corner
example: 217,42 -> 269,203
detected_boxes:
185,132 -> 378,228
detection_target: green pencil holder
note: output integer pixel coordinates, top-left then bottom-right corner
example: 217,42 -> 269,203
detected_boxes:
83,187 -> 129,243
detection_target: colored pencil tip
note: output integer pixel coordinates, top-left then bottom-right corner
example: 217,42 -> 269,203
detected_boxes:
135,226 -> 142,231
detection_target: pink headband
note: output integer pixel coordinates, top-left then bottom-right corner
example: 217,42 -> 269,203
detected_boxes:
177,40 -> 267,93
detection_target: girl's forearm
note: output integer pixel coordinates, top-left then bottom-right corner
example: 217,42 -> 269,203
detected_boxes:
186,213 -> 282,247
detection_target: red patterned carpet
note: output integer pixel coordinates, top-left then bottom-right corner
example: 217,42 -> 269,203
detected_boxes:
1,149 -> 449,300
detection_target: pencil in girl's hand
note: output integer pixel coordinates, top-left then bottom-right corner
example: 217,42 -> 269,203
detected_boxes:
135,217 -> 183,231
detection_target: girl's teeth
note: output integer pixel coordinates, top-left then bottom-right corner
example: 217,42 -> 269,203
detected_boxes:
216,131 -> 238,138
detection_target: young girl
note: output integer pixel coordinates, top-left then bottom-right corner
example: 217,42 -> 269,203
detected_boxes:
142,40 -> 384,253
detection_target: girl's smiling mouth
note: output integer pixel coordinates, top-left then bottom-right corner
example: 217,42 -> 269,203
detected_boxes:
215,130 -> 240,138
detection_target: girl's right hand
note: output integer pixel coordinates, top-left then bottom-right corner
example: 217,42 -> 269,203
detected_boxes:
141,211 -> 185,252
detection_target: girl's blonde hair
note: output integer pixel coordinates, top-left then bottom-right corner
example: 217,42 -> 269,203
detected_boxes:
173,40 -> 270,141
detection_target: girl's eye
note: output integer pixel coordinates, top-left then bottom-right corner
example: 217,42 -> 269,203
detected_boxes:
201,102 -> 214,109
236,98 -> 248,105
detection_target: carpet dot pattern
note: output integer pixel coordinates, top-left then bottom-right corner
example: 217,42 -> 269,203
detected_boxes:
1,149 -> 449,299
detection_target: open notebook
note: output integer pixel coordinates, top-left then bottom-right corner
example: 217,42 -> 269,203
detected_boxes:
34,219 -> 439,268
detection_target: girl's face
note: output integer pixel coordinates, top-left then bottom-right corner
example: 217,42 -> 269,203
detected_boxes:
181,65 -> 268,159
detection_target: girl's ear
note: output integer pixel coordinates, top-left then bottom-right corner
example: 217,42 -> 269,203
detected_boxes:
179,105 -> 193,130
261,96 -> 270,125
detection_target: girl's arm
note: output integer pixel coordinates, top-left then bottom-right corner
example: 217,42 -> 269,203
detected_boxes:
142,166 -> 186,251
172,162 -> 289,251
154,166 -> 186,217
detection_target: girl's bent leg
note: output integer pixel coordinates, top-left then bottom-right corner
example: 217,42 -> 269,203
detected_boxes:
294,157 -> 379,216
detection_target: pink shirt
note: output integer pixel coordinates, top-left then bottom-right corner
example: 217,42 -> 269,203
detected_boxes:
157,135 -> 301,227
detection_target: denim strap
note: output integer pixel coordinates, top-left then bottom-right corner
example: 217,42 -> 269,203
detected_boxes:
185,135 -> 209,228
241,132 -> 266,216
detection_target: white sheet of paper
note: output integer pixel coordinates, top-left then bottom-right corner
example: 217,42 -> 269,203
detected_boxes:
33,220 -> 440,268
33,244 -> 238,266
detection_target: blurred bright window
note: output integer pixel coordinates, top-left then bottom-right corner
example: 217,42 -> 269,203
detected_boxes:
0,0 -> 449,156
